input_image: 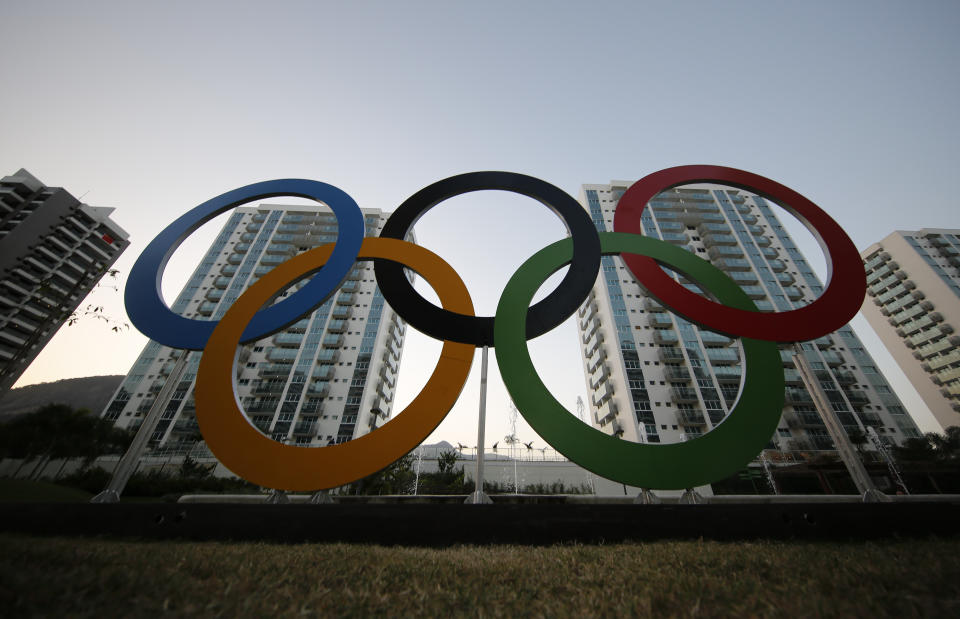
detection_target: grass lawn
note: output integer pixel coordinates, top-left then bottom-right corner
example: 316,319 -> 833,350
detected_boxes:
1,535 -> 958,616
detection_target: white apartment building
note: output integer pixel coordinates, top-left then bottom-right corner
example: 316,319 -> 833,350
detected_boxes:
577,182 -> 922,455
102,204 -> 405,451
861,229 -> 960,431
0,169 -> 128,393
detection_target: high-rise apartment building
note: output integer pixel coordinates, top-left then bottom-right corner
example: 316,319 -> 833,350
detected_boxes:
102,204 -> 405,452
861,230 -> 960,431
576,182 -> 921,455
0,169 -> 128,393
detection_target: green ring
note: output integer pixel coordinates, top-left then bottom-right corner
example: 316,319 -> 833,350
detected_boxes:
495,232 -> 785,489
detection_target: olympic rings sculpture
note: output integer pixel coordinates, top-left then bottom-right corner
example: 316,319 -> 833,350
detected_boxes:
127,166 -> 865,491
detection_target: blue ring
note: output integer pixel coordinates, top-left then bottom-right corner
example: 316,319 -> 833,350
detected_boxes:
125,179 -> 364,350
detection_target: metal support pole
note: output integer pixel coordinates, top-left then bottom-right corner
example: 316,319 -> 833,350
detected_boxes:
633,488 -> 661,504
466,346 -> 492,504
760,451 -> 779,495
91,352 -> 190,503
867,426 -> 909,494
792,346 -> 888,502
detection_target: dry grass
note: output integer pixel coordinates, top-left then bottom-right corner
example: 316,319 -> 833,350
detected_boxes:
1,535 -> 958,617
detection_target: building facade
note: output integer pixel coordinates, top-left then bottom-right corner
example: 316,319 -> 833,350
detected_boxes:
102,204 -> 405,452
0,169 -> 128,393
861,230 -> 960,431
576,182 -> 921,455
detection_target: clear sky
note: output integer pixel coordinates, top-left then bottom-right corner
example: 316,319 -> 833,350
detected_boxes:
2,1 -> 958,444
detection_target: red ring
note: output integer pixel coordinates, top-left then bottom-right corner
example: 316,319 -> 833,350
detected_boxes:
612,165 -> 865,342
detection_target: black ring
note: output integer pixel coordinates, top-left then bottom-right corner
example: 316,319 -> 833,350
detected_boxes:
375,171 -> 601,346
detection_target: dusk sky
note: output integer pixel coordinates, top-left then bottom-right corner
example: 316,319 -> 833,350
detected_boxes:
2,1 -> 958,444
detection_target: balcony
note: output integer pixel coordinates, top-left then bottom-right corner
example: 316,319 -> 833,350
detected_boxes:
700,332 -> 732,347
843,389 -> 870,405
251,417 -> 272,432
935,366 -> 960,385
283,319 -> 308,333
293,421 -> 317,436
783,413 -> 803,430
786,438 -> 815,452
783,287 -> 804,301
593,399 -> 618,426
259,363 -> 293,377
581,319 -> 600,343
273,332 -> 303,348
643,297 -> 665,312
708,245 -> 745,260
701,233 -> 738,248
646,312 -> 673,328
262,345 -> 297,361
781,368 -> 802,384
312,365 -> 334,380
664,366 -> 691,382
251,381 -> 286,396
246,402 -> 279,414
584,331 -> 605,357
307,381 -> 330,397
196,302 -> 217,316
712,366 -> 742,382
716,258 -> 751,271
260,254 -> 287,266
579,299 -> 598,320
677,409 -> 707,426
660,232 -> 688,245
820,351 -> 844,366
588,350 -> 607,374
697,221 -> 731,236
940,383 -> 960,397
706,348 -> 739,364
322,334 -> 344,348
653,330 -> 678,346
173,417 -> 199,433
300,399 -> 323,414
834,370 -> 857,384
316,348 -> 339,364
658,347 -> 685,363
382,351 -> 399,374
671,387 -> 699,403
928,350 -> 960,372
592,381 -> 614,407
579,314 -> 598,337
728,270 -> 759,284
784,388 -> 813,404
740,285 -> 767,300
813,336 -> 833,349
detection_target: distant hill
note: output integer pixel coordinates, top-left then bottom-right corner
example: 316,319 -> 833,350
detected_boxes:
0,376 -> 123,419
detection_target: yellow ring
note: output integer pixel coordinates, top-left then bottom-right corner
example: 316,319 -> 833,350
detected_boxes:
195,237 -> 475,491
